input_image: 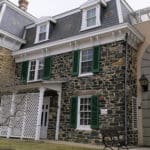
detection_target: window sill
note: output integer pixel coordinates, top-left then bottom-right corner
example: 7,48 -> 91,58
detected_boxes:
34,39 -> 49,44
76,127 -> 92,131
80,24 -> 101,32
27,79 -> 43,83
79,73 -> 93,77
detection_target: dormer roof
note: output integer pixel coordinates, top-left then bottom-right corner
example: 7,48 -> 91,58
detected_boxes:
80,0 -> 107,9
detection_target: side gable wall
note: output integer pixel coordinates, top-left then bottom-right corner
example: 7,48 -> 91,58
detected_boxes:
0,6 -> 33,38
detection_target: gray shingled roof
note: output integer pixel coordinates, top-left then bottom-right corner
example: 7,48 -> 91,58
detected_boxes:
22,0 -> 120,49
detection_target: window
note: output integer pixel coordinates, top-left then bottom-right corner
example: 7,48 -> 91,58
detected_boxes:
35,22 -> 49,43
28,58 -> 44,81
39,24 -> 47,41
87,8 -> 96,27
80,48 -> 93,75
77,96 -> 91,130
132,97 -> 138,130
81,5 -> 101,31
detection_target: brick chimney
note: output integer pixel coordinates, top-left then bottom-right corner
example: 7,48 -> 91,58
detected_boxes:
19,0 -> 29,11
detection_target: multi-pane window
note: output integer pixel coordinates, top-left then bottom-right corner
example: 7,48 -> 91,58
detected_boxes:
29,60 -> 36,81
39,24 -> 47,41
28,59 -> 44,81
35,22 -> 49,43
78,97 -> 91,129
87,8 -> 96,27
80,49 -> 93,74
38,59 -> 44,79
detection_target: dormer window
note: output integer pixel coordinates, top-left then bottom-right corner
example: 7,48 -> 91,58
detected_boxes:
87,8 -> 96,27
80,0 -> 107,31
35,22 -> 50,43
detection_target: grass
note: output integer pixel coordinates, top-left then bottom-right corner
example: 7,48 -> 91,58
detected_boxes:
0,139 -> 97,150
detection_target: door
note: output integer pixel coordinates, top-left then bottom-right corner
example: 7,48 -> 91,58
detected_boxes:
40,97 -> 50,139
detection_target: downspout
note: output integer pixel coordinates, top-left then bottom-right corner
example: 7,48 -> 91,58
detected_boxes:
124,33 -> 128,147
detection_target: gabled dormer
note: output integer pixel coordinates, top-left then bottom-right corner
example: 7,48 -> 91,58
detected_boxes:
34,17 -> 56,44
80,0 -> 107,31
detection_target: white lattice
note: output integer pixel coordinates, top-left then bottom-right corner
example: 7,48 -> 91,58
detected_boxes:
0,93 -> 40,139
11,94 -> 26,137
0,95 -> 12,137
23,93 -> 39,138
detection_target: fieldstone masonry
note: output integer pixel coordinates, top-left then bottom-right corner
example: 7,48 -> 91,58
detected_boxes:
49,40 -> 138,144
11,40 -> 137,144
0,47 -> 16,90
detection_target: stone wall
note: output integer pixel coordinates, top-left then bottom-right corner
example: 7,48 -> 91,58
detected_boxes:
15,40 -> 138,144
49,40 -> 137,144
47,95 -> 58,140
0,47 -> 16,90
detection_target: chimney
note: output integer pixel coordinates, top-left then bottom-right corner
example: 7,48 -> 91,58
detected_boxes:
19,0 -> 29,11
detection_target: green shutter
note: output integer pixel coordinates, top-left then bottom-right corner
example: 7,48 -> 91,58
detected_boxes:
72,50 -> 80,76
70,97 -> 78,128
43,56 -> 52,80
92,46 -> 100,73
21,61 -> 29,83
91,95 -> 99,129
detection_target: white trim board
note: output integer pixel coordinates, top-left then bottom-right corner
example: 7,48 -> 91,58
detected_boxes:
116,0 -> 124,23
0,29 -> 26,43
13,23 -> 144,57
0,3 -> 6,24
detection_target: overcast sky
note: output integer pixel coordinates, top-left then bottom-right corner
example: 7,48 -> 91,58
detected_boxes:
10,0 -> 150,18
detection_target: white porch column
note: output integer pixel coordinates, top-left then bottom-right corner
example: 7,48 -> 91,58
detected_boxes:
55,91 -> 62,140
35,87 -> 45,140
7,92 -> 16,138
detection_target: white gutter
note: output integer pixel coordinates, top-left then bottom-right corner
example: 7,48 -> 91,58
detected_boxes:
12,23 -> 144,56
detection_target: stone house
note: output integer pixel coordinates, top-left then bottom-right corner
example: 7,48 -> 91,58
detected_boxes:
0,0 -> 150,146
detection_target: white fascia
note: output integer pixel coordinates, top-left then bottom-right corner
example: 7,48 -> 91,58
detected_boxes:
13,24 -> 145,63
0,29 -> 26,43
116,0 -> 124,23
0,3 -> 6,24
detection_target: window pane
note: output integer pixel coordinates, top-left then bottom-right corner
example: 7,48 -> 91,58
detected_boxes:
40,24 -> 47,33
87,8 -> 96,19
81,61 -> 92,73
82,49 -> 93,61
81,49 -> 93,74
29,71 -> 35,80
38,59 -> 44,80
38,70 -> 43,79
79,97 -> 91,126
29,60 -> 36,81
39,32 -> 46,41
87,17 -> 96,27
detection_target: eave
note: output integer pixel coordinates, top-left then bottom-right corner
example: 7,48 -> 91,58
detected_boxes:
13,23 -> 145,62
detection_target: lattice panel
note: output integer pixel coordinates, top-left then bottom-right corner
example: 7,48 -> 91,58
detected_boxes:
0,95 -> 12,137
11,94 -> 26,137
23,93 -> 39,139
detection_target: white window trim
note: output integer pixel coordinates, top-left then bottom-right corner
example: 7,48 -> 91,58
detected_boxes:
79,49 -> 93,77
27,59 -> 43,82
77,96 -> 92,131
81,5 -> 101,31
35,22 -> 50,44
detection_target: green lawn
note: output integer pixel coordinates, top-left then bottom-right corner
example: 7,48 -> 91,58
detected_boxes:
0,139 -> 97,150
